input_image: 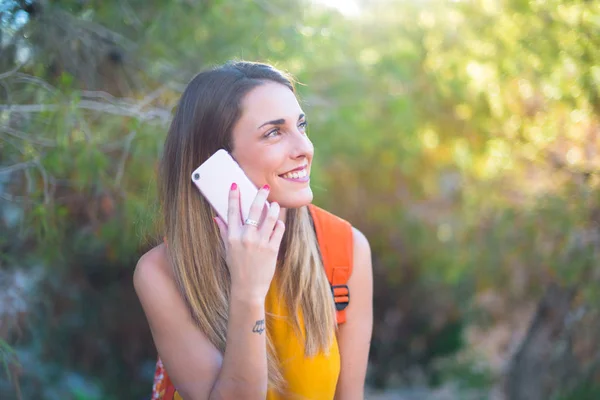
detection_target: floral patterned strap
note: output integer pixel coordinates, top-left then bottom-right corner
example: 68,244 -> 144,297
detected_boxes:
152,357 -> 176,399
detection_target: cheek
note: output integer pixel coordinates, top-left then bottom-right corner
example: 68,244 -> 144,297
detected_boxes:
243,154 -> 281,182
259,149 -> 286,171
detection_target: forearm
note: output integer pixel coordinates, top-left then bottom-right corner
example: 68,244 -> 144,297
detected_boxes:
209,293 -> 268,400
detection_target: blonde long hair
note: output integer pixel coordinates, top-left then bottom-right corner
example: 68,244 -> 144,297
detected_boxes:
158,61 -> 337,392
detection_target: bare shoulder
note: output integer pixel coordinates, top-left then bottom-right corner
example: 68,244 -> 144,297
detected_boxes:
346,227 -> 373,316
344,227 -> 372,314
351,227 -> 371,271
134,244 -> 172,287
133,244 -> 183,328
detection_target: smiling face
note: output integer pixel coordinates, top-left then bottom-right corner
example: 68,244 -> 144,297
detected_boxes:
231,81 -> 314,209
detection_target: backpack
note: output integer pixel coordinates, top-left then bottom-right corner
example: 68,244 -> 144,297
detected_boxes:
151,204 -> 353,399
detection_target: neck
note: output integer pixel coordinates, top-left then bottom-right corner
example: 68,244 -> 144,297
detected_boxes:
279,207 -> 287,223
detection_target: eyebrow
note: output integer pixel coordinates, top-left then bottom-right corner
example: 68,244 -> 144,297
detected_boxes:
258,113 -> 305,129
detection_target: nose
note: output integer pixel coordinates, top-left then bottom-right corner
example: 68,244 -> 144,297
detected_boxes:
289,129 -> 313,159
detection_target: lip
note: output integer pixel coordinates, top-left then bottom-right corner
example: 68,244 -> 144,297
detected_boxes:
279,164 -> 308,175
278,165 -> 310,183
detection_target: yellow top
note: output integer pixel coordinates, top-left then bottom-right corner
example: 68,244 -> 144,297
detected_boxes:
266,281 -> 340,400
173,282 -> 340,400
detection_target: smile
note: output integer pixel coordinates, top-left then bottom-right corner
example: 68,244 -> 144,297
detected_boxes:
279,166 -> 310,182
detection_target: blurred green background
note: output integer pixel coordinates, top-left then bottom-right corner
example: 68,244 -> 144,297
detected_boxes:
1,0 -> 599,399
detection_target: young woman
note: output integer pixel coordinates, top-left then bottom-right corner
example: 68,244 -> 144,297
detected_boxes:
134,61 -> 373,400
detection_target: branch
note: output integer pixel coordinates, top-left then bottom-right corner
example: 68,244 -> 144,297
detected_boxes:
75,114 -> 93,143
13,73 -> 60,95
0,79 -> 11,104
118,0 -> 143,28
80,90 -> 126,105
0,193 -> 35,204
1,135 -> 28,155
0,161 -> 36,175
34,160 -> 50,205
114,130 -> 136,186
0,158 -> 49,203
0,104 -> 58,112
80,87 -> 169,111
0,61 -> 26,80
133,85 -> 169,111
52,7 -> 138,53
77,100 -> 170,123
1,126 -> 57,147
0,100 -> 171,125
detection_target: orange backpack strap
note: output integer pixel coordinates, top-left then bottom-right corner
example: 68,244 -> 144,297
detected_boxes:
308,204 -> 354,324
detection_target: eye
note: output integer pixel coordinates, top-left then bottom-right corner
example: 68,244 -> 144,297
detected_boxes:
298,121 -> 308,131
265,128 -> 280,138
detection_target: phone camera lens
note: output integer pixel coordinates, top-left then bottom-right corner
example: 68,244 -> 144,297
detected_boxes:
193,173 -> 200,180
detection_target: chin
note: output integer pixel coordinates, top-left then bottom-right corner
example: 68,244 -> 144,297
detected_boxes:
274,188 -> 313,209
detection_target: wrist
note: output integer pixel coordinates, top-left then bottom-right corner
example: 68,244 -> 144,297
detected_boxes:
229,286 -> 267,307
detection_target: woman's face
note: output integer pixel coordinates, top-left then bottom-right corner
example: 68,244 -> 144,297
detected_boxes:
231,81 -> 313,209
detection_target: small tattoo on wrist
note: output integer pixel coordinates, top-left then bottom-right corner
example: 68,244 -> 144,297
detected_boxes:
252,319 -> 265,334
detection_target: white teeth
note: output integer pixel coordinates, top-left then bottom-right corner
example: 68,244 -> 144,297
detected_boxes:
281,168 -> 308,179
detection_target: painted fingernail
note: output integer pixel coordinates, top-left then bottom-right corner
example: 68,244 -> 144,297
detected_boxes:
262,184 -> 270,191
231,183 -> 237,190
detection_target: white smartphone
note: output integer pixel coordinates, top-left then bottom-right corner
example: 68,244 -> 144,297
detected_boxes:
191,149 -> 267,225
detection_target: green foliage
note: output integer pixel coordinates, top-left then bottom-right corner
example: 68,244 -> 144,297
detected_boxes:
555,384 -> 600,400
1,0 -> 600,397
0,338 -> 18,380
430,350 -> 496,392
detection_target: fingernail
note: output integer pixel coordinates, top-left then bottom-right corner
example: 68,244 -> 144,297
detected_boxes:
231,183 -> 237,190
262,184 -> 270,191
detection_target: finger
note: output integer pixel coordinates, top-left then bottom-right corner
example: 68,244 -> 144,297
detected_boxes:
246,184 -> 270,227
227,182 -> 242,235
259,201 -> 280,239
214,216 -> 228,245
269,220 -> 285,248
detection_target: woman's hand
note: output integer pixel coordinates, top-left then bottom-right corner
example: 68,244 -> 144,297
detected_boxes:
214,183 -> 285,302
